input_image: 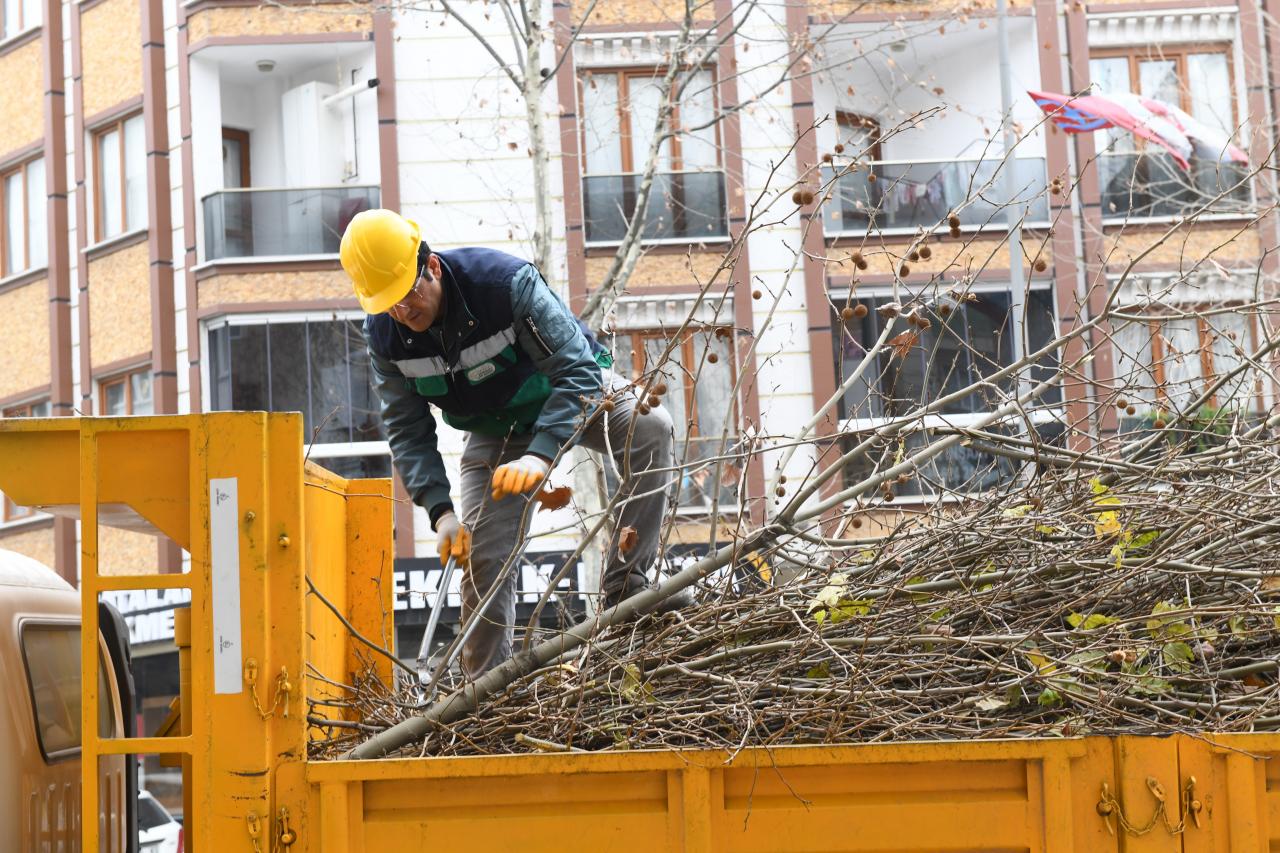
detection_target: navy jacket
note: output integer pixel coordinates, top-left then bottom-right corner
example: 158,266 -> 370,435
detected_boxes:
364,247 -> 608,522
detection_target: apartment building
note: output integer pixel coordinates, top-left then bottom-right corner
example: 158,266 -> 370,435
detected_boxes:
0,0 -> 1272,723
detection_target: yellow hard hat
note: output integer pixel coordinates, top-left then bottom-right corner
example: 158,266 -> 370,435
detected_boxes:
340,209 -> 423,314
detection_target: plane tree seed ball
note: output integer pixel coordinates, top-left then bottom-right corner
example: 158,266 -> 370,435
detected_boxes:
852,303 -> 868,319
948,214 -> 961,227
647,394 -> 661,408
1034,259 -> 1048,272
799,190 -> 815,205
654,382 -> 668,395
707,352 -> 719,364
791,190 -> 803,205
752,289 -> 763,300
1126,405 -> 1136,416
840,306 -> 855,322
899,263 -> 911,277
919,246 -> 932,259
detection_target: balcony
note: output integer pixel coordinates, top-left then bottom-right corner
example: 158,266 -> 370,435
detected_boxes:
202,185 -> 379,261
1098,153 -> 1251,221
582,171 -> 728,244
820,158 -> 1050,236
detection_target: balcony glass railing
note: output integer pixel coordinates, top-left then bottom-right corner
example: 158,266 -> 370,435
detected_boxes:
202,185 -> 380,261
1098,153 -> 1250,220
582,171 -> 728,244
821,158 -> 1049,235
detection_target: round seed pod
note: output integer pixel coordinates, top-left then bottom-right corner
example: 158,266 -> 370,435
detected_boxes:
850,517 -> 863,529
939,304 -> 953,317
1116,398 -> 1128,410
909,250 -> 920,262
840,306 -> 856,322
1126,405 -> 1137,416
778,475 -> 788,484
899,263 -> 911,277
637,403 -> 650,415
949,226 -> 962,239
602,399 -> 616,413
1153,419 -> 1167,429
822,152 -> 833,163
852,303 -> 869,319
791,190 -> 804,205
919,245 -> 932,259
654,382 -> 668,395
647,394 -> 661,408
799,190 -> 815,205
707,352 -> 719,364
851,251 -> 865,266
775,486 -> 786,497
947,214 -> 961,227
882,488 -> 895,503
752,289 -> 763,300
1033,258 -> 1048,273
866,172 -> 877,183
916,316 -> 932,330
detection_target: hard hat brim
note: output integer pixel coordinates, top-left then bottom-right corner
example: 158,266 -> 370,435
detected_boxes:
353,217 -> 422,315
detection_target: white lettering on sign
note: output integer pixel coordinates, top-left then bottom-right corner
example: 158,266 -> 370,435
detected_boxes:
209,478 -> 243,694
101,588 -> 192,644
392,559 -> 588,610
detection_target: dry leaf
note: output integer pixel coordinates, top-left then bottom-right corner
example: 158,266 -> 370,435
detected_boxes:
618,526 -> 638,552
537,485 -> 572,511
888,331 -> 920,359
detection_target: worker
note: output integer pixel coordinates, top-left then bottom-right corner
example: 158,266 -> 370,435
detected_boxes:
340,209 -> 690,678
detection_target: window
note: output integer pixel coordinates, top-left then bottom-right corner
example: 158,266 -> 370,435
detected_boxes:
1111,307 -> 1258,420
99,368 -> 153,416
207,316 -> 390,479
20,623 -> 114,762
579,67 -> 727,243
93,113 -> 146,242
1,157 -> 45,276
1090,47 -> 1248,218
2,0 -> 40,39
612,326 -> 739,510
3,398 -> 49,520
833,286 -> 1063,497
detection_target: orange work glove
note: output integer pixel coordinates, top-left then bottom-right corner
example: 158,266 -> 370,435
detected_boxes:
490,454 -> 551,501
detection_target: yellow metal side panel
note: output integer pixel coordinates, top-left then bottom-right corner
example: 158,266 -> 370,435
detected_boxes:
304,464 -> 355,700
309,740 -> 1125,853
1188,733 -> 1279,853
1111,736 -> 1184,853
343,477 -> 394,686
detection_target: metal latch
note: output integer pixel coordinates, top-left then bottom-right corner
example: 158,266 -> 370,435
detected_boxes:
1096,775 -> 1204,837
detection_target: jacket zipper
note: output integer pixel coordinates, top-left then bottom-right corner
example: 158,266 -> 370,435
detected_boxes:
524,316 -> 554,358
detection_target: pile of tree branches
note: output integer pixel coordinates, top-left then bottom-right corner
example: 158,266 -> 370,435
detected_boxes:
310,420 -> 1280,758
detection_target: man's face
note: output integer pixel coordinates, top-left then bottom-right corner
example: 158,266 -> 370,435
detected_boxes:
387,253 -> 443,333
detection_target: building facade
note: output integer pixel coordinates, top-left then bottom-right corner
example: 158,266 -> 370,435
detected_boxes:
0,0 -> 1273,749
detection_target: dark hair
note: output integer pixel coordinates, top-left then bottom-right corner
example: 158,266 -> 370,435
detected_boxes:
417,241 -> 433,277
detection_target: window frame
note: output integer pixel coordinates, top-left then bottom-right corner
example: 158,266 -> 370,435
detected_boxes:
201,310 -> 392,473
0,156 -> 43,278
835,111 -> 883,161
97,366 -> 152,416
2,0 -> 40,41
829,281 -> 1065,501
1088,44 -> 1238,134
577,65 -> 724,178
91,112 -> 144,244
2,397 -> 49,521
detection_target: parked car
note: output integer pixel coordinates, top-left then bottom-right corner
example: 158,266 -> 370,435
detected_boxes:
138,790 -> 183,853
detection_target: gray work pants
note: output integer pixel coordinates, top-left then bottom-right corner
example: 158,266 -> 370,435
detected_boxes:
458,371 -> 674,678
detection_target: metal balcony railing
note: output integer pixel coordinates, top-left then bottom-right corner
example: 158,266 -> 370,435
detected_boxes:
821,158 -> 1050,235
1098,153 -> 1251,220
582,171 -> 728,244
202,185 -> 380,261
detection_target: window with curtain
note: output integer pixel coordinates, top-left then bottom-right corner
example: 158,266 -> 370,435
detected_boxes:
832,287 -> 1064,497
99,368 -> 153,417
2,0 -> 41,39
579,67 -> 728,243
611,326 -> 739,510
93,113 -> 146,242
1,157 -> 45,277
1111,308 -> 1258,420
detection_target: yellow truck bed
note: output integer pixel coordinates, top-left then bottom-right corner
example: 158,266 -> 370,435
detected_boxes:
0,413 -> 1275,852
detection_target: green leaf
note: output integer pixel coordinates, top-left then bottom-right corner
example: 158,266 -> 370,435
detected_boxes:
1133,675 -> 1172,696
929,607 -> 951,622
808,572 -> 849,613
829,598 -> 874,624
905,576 -> 931,603
1129,530 -> 1160,550
1035,524 -> 1059,535
813,610 -> 827,626
805,661 -> 831,679
1037,687 -> 1063,708
1162,641 -> 1195,673
619,663 -> 653,704
1002,504 -> 1033,518
1025,649 -> 1058,676
1065,650 -> 1108,674
1229,615 -> 1248,637
1067,612 -> 1119,630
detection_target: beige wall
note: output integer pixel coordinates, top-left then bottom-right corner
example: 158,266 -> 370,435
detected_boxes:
186,4 -> 371,42
98,525 -> 159,576
0,523 -> 55,567
1105,226 -> 1263,270
0,279 -> 50,399
81,0 -> 143,118
584,251 -> 730,289
0,40 -> 44,157
197,269 -> 354,310
88,243 -> 152,369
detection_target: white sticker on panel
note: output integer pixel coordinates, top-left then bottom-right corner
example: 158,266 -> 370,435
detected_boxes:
210,477 -> 243,695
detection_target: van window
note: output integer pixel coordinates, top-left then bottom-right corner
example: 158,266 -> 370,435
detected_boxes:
20,624 -> 115,761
